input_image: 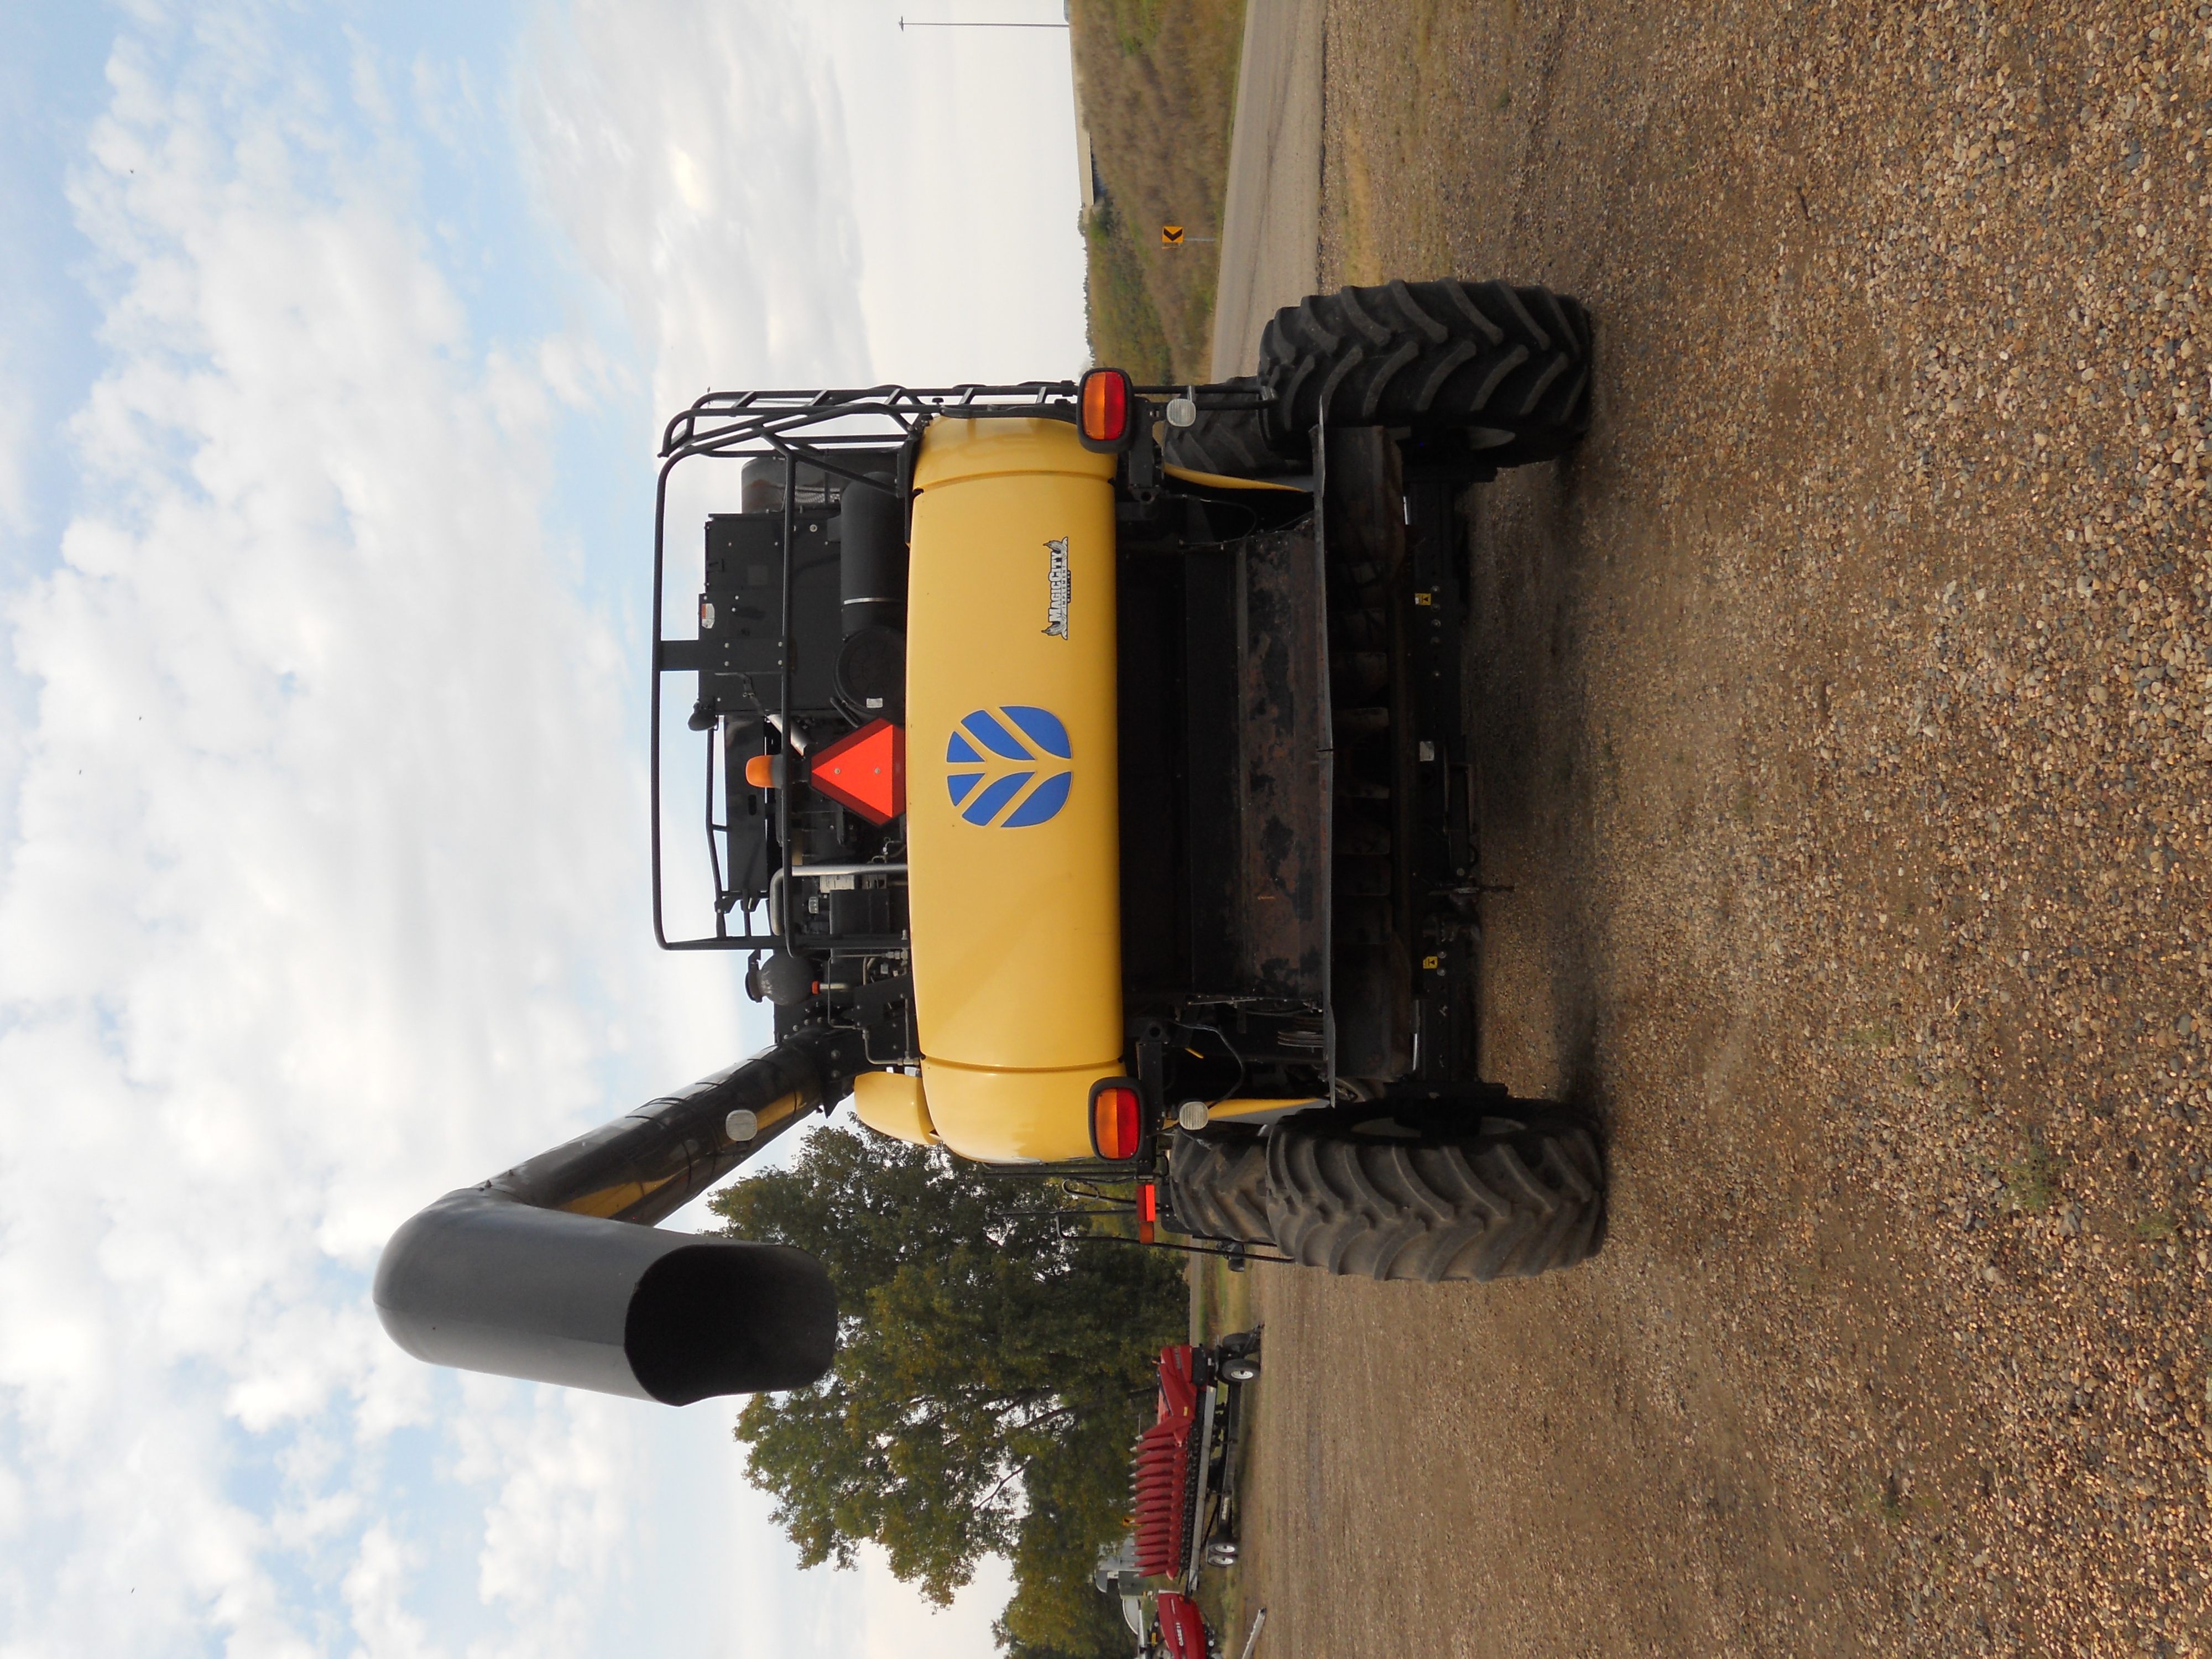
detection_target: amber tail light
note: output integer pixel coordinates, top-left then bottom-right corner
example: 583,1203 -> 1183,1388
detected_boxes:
1088,1077 -> 1144,1159
1078,368 -> 1135,451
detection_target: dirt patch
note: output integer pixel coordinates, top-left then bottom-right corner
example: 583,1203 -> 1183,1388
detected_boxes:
1234,3 -> 2212,1655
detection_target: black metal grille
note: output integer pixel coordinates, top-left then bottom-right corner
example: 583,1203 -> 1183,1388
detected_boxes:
646,379 -> 1271,954
650,383 -> 1092,953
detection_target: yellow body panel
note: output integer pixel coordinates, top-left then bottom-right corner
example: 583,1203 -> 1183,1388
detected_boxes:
919,1060 -> 1115,1164
905,418 -> 1123,1164
851,1070 -> 938,1146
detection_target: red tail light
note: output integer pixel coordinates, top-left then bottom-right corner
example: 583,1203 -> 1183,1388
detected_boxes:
1089,1079 -> 1143,1159
1078,368 -> 1133,449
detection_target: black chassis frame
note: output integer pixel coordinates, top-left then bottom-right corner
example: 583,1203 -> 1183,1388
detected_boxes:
1112,429 -> 1487,1145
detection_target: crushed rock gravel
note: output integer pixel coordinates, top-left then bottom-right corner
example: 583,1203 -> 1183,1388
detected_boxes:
1235,4 -> 2212,1656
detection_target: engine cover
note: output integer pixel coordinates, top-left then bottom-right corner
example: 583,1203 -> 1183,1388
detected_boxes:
904,417 -> 1122,1161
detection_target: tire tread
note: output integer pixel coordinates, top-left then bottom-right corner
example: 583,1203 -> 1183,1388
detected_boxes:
1261,1115 -> 1604,1282
1255,278 -> 1592,469
1165,1129 -> 1274,1243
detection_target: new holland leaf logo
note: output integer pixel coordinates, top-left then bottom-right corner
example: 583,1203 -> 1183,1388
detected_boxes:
945,706 -> 1072,827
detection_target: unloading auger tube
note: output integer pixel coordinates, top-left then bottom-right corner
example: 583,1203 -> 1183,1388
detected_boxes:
373,1029 -> 854,1406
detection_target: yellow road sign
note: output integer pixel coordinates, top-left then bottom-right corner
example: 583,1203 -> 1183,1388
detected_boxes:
1160,226 -> 1185,246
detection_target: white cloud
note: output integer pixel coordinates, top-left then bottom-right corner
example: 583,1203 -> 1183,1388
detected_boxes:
0,357 -> 29,540
862,1546 -> 1016,1659
0,2 -> 1091,1655
0,18 -> 75,555
342,1524 -> 432,1659
450,1381 -> 635,1657
0,12 -> 734,1656
808,6 -> 1089,387
519,0 -> 873,419
519,0 -> 1087,408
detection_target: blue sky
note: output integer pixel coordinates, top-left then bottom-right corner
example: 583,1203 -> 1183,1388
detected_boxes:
0,1 -> 1085,1653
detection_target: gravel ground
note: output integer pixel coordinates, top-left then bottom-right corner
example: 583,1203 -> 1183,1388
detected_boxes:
1233,4 -> 2212,1655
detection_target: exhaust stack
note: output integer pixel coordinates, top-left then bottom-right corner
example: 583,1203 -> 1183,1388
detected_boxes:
374,1032 -> 851,1405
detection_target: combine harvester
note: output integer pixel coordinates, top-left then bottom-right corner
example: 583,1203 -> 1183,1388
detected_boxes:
376,279 -> 1606,1408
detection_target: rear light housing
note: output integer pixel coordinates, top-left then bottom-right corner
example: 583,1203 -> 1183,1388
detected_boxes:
1077,367 -> 1136,451
1088,1077 -> 1145,1159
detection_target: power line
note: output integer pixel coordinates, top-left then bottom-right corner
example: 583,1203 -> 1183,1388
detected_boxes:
898,18 -> 1070,27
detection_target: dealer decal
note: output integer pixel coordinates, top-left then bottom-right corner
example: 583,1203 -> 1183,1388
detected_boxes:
1041,537 -> 1071,639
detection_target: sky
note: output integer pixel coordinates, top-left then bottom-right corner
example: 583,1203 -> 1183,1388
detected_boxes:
0,1 -> 1087,1655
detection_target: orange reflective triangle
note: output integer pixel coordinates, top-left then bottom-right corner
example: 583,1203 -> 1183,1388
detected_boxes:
805,719 -> 905,825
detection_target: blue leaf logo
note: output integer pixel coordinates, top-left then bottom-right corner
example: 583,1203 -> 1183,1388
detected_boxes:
944,706 -> 1073,827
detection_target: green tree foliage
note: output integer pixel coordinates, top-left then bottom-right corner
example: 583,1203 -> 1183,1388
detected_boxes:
993,1418 -> 1144,1657
708,1125 -> 1184,1650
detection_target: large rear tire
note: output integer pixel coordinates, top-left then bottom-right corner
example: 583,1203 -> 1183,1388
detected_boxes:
1257,279 -> 1591,462
1263,1110 -> 1604,1281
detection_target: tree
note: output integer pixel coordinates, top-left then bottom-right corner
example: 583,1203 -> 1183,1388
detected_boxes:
992,1421 -> 1146,1657
708,1125 -> 1184,1646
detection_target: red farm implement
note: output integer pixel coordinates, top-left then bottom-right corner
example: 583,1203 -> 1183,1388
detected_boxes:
1131,1331 -> 1261,1584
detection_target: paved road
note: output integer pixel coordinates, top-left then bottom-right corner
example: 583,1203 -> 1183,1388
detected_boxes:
1206,0 -> 1323,381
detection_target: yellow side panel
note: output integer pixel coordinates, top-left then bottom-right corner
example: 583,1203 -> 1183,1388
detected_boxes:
851,1070 -> 938,1147
912,415 -> 1118,491
905,418 -> 1123,1163
920,1060 -> 1114,1164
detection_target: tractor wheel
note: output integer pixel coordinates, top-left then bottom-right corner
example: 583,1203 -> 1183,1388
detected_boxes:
1165,1128 -> 1274,1244
1262,1109 -> 1604,1281
1162,377 -> 1301,478
1257,279 -> 1591,463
